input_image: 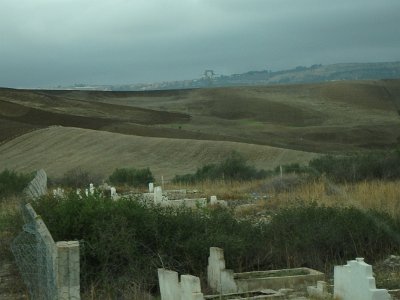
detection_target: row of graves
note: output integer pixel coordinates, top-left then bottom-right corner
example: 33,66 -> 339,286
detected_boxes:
53,182 -> 228,208
158,247 -> 393,300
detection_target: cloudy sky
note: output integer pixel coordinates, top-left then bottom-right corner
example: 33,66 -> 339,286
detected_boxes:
1,0 -> 399,88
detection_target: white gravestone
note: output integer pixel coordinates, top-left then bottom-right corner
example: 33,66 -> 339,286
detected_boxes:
149,182 -> 154,193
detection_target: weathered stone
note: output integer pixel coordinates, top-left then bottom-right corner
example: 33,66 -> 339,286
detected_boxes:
334,257 -> 391,300
158,269 -> 204,300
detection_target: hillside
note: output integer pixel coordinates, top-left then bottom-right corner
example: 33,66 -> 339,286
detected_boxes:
0,126 -> 317,180
1,80 -> 400,153
0,79 -> 399,179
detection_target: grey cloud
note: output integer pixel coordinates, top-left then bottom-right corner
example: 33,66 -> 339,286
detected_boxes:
1,0 -> 400,88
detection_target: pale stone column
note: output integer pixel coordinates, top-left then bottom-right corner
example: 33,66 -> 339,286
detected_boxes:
56,241 -> 80,300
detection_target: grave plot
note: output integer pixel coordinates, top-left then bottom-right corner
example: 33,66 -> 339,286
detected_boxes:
207,247 -> 324,295
143,184 -> 207,208
159,251 -> 394,299
158,268 -> 289,300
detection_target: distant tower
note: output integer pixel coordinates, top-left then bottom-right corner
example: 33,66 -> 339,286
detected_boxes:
203,70 -> 215,85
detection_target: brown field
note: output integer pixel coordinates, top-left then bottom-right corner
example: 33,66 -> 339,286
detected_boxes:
0,126 -> 317,180
0,79 -> 399,178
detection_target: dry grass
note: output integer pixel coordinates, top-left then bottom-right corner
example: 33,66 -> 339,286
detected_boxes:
0,196 -> 27,298
167,177 -> 400,217
271,179 -> 400,216
81,282 -> 155,300
0,196 -> 24,264
166,179 -> 262,200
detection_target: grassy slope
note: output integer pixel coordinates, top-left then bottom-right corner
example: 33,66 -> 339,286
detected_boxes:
0,79 -> 399,179
1,80 -> 400,152
34,79 -> 399,152
0,126 -> 317,180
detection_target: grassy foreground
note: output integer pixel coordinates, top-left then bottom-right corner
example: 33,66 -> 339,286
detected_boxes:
27,177 -> 400,298
2,168 -> 400,299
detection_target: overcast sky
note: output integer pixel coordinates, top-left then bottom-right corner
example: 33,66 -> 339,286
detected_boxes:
1,0 -> 399,88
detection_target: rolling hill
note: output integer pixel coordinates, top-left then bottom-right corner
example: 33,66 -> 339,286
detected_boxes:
0,126 -> 317,180
0,79 -> 399,180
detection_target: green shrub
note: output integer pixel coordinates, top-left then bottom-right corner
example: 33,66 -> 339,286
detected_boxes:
33,193 -> 267,294
267,202 -> 400,269
32,194 -> 400,296
109,167 -> 154,187
274,163 -> 311,175
173,152 -> 269,183
53,168 -> 102,188
0,169 -> 33,199
175,149 -> 400,184
309,150 -> 400,182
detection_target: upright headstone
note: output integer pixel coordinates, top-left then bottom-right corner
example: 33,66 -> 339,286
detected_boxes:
334,258 -> 391,300
89,183 -> 94,195
210,195 -> 227,207
158,269 -> 204,300
158,269 -> 180,300
207,247 -> 237,294
110,187 -> 117,200
154,186 -> 163,204
149,182 -> 154,193
180,275 -> 204,300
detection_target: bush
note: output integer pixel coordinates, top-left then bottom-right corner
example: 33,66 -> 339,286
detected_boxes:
32,193 -> 267,295
267,202 -> 400,269
52,168 -> 102,188
173,152 -> 269,183
108,167 -> 154,187
0,169 -> 33,199
274,163 -> 311,175
32,194 -> 400,296
309,150 -> 400,182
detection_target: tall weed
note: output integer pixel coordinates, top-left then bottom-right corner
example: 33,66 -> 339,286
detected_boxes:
109,167 -> 154,187
0,169 -> 33,199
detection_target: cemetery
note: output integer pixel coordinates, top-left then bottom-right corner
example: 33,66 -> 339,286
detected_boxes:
4,169 -> 400,299
158,249 -> 393,299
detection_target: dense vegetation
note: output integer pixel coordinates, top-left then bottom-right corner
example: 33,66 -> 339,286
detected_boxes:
51,168 -> 102,188
309,149 -> 400,182
0,169 -> 33,200
32,193 -> 400,296
4,148 -> 400,297
173,149 -> 400,184
108,167 -> 154,187
173,152 -> 270,184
